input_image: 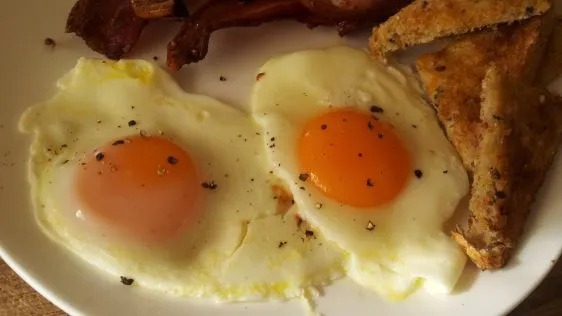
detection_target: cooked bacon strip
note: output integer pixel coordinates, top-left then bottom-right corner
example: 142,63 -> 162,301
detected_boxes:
299,0 -> 413,36
66,0 -> 148,60
299,15 -> 374,36
65,0 -> 409,68
300,0 -> 412,20
167,0 -> 410,70
130,0 -> 188,19
167,0 -> 307,70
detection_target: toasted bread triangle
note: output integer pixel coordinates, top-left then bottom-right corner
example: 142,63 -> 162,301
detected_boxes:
370,0 -> 551,59
416,14 -> 554,173
451,67 -> 562,270
537,18 -> 562,86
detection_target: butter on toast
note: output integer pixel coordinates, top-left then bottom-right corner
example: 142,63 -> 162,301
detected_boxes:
452,67 -> 562,270
416,14 -> 554,173
370,0 -> 551,59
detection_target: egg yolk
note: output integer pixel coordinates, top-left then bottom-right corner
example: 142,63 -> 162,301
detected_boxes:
74,135 -> 201,242
298,108 -> 412,208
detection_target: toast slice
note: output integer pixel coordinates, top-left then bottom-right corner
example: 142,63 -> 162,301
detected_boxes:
369,0 -> 551,59
451,67 -> 562,270
416,14 -> 554,173
537,18 -> 562,86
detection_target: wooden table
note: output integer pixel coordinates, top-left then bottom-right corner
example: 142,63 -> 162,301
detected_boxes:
1,259 -> 561,316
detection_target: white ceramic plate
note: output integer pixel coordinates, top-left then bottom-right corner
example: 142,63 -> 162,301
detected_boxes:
1,1 -> 561,315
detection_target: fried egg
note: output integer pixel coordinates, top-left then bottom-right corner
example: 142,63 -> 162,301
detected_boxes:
251,46 -> 469,299
19,58 -> 344,302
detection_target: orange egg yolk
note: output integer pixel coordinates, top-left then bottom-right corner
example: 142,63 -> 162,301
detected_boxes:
298,108 -> 412,208
74,135 -> 201,242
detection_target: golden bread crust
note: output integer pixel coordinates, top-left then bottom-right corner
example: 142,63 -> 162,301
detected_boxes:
452,67 -> 562,270
416,15 -> 554,173
537,18 -> 562,86
370,0 -> 551,59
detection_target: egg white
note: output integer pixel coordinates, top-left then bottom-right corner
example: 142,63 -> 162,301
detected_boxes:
19,58 -> 344,302
251,46 -> 469,298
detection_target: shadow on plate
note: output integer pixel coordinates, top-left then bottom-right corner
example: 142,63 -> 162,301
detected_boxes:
453,263 -> 480,295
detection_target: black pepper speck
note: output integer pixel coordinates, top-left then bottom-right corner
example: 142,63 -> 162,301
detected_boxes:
44,37 -> 56,48
370,105 -> 384,113
120,276 -> 134,286
202,181 -> 218,190
95,152 -> 105,161
167,156 -> 178,165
